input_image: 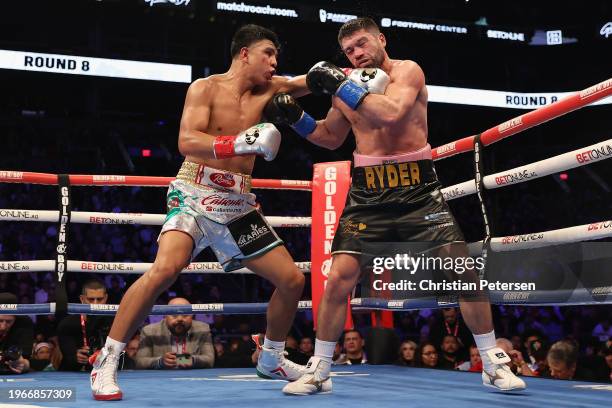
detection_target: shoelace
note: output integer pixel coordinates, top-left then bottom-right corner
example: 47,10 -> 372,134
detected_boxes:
266,349 -> 304,373
100,352 -> 120,389
279,351 -> 304,372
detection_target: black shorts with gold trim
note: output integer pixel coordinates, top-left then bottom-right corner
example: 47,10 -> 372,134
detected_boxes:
331,159 -> 465,255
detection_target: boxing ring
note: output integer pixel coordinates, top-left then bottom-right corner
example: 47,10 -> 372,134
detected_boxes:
3,366 -> 612,408
0,78 -> 611,406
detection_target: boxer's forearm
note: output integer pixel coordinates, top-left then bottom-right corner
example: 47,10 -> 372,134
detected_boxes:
281,74 -> 310,98
354,94 -> 411,127
305,121 -> 348,150
178,129 -> 216,159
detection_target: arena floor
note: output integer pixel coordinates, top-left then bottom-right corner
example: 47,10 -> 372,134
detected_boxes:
1,365 -> 611,408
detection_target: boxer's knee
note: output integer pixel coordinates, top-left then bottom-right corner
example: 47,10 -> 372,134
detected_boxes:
145,256 -> 185,290
325,268 -> 358,301
290,270 -> 306,293
279,268 -> 305,295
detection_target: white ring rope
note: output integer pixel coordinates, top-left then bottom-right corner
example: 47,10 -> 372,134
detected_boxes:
467,220 -> 612,255
441,138 -> 612,201
2,141 -> 608,222
0,260 -> 311,274
0,210 -> 312,228
1,220 -> 609,274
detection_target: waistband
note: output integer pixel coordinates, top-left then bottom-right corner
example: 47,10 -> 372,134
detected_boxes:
176,161 -> 252,194
353,144 -> 432,167
352,159 -> 437,190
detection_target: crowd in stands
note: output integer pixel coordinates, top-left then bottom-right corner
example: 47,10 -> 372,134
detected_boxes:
1,278 -> 611,382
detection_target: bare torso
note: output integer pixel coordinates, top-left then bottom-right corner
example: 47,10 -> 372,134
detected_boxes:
184,74 -> 283,175
335,59 -> 428,155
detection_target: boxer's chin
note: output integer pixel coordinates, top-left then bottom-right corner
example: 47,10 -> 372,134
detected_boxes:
360,60 -> 381,69
255,75 -> 270,86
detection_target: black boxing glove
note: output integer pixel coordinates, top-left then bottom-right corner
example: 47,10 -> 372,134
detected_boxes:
264,93 -> 316,138
306,61 -> 369,110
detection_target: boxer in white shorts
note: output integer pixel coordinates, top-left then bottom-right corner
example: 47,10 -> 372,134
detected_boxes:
89,24 -> 311,401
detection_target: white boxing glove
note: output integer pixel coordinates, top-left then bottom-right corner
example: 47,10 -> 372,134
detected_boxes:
345,68 -> 390,95
213,123 -> 281,161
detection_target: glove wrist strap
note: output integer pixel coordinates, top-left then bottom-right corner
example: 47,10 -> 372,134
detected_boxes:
291,111 -> 317,138
336,80 -> 369,110
213,136 -> 236,159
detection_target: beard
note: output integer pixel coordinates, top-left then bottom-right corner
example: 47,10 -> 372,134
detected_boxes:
169,323 -> 188,336
360,50 -> 384,68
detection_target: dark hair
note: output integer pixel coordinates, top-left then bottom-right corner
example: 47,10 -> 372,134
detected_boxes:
82,278 -> 106,295
0,292 -> 18,304
442,334 -> 459,343
230,24 -> 280,58
343,329 -> 362,340
522,329 -> 544,344
338,17 -> 380,44
415,342 -> 438,368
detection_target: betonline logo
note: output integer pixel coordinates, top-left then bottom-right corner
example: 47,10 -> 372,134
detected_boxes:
498,116 -> 523,134
487,30 -> 525,42
436,141 -> 456,156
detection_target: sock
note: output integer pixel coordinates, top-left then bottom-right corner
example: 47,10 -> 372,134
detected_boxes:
473,330 -> 496,372
314,339 -> 335,378
104,337 -> 126,356
314,339 -> 336,362
263,336 -> 285,352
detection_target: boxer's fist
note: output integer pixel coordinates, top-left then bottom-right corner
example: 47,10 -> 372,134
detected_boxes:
264,93 -> 316,138
264,93 -> 304,124
213,123 -> 281,161
346,68 -> 390,95
306,61 -> 348,95
307,61 -> 369,110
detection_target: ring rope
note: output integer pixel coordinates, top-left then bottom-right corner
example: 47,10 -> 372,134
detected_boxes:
441,138 -> 612,201
0,260 -> 311,274
4,285 -> 611,317
1,219 -> 609,275
432,78 -> 612,160
1,81 -> 610,317
0,210 -> 311,228
0,219 -> 609,274
0,171 -> 312,190
2,139 -> 608,224
466,220 -> 612,255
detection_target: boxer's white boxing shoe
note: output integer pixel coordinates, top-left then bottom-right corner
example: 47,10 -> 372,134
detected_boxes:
89,346 -> 123,401
282,356 -> 332,395
481,348 -> 526,391
252,334 -> 306,381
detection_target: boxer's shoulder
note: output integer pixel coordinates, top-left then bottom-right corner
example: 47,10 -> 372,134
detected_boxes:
270,74 -> 290,86
389,60 -> 425,84
391,60 -> 423,75
261,75 -> 292,95
188,76 -> 218,97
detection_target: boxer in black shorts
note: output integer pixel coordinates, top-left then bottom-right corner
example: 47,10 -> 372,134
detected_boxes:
332,159 -> 464,255
265,17 -> 526,395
